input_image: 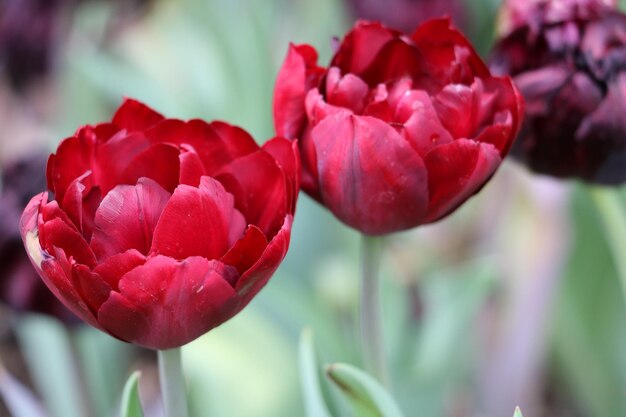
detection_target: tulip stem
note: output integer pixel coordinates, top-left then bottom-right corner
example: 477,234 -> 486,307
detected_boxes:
158,348 -> 188,417
359,235 -> 390,387
589,186 -> 626,307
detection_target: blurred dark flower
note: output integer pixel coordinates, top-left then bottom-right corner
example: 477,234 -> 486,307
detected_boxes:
0,0 -> 154,92
491,0 -> 626,184
0,152 -> 78,322
0,0 -> 68,91
345,0 -> 468,34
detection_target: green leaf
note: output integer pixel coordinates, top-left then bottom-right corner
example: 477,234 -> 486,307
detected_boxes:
120,371 -> 144,417
325,363 -> 404,417
513,407 -> 523,417
299,329 -> 333,417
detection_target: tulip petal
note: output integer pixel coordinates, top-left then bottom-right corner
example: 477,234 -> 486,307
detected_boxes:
145,119 -> 257,175
47,131 -> 97,204
235,215 -> 292,305
274,44 -> 325,139
325,67 -> 369,113
360,38 -> 425,86
216,150 -> 288,238
397,90 -> 454,156
221,225 -> 268,277
261,137 -> 301,213
179,146 -> 207,187
97,256 -> 240,349
93,249 -> 146,291
61,172 -> 101,239
20,194 -> 102,329
71,264 -> 112,315
112,98 -> 165,132
151,177 -> 245,260
311,113 -> 429,234
94,132 -> 152,194
331,21 -> 397,76
411,18 -> 490,85
424,139 -> 501,222
91,178 -> 170,261
122,143 -> 181,193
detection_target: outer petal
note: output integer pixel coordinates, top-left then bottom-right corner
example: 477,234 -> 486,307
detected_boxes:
93,131 -> 151,195
330,21 -> 397,76
311,113 -> 429,234
273,44 -> 325,139
91,178 -> 171,261
411,18 -> 490,84
46,131 -> 96,204
359,38 -> 425,86
235,215 -> 292,305
20,194 -> 103,330
121,143 -> 181,193
221,225 -> 268,277
216,151 -> 289,238
150,176 -> 246,260
261,137 -> 301,214
145,119 -> 257,175
423,139 -> 502,222
97,256 -> 240,349
93,249 -> 146,291
112,98 -> 165,132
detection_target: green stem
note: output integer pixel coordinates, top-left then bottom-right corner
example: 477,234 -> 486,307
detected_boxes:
588,186 -> 626,306
158,348 -> 189,417
359,235 -> 390,387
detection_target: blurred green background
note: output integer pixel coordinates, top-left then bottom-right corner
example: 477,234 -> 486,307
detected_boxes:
1,0 -> 626,416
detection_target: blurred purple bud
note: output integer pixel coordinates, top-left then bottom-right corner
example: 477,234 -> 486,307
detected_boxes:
0,152 -> 78,323
491,0 -> 626,184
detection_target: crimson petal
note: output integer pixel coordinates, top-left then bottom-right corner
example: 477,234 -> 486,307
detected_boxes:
311,113 -> 429,234
221,225 -> 268,277
235,216 -> 292,305
20,195 -> 103,329
216,151 -> 288,238
274,44 -> 325,139
424,139 -> 501,222
150,177 -> 245,260
331,21 -> 397,76
112,98 -> 165,132
97,256 -> 240,349
91,178 -> 170,261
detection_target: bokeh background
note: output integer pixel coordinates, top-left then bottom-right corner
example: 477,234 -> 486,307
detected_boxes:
1,0 -> 626,416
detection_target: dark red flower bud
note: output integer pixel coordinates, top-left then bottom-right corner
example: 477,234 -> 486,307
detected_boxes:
0,153 -> 78,322
491,0 -> 626,184
20,99 -> 299,349
273,19 -> 523,235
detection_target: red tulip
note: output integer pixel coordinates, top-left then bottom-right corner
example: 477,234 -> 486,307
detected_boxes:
20,99 -> 299,349
273,19 -> 523,235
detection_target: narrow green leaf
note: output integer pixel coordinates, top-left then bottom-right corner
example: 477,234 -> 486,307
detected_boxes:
299,328 -> 332,417
513,406 -> 523,417
326,363 -> 404,417
120,371 -> 144,417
